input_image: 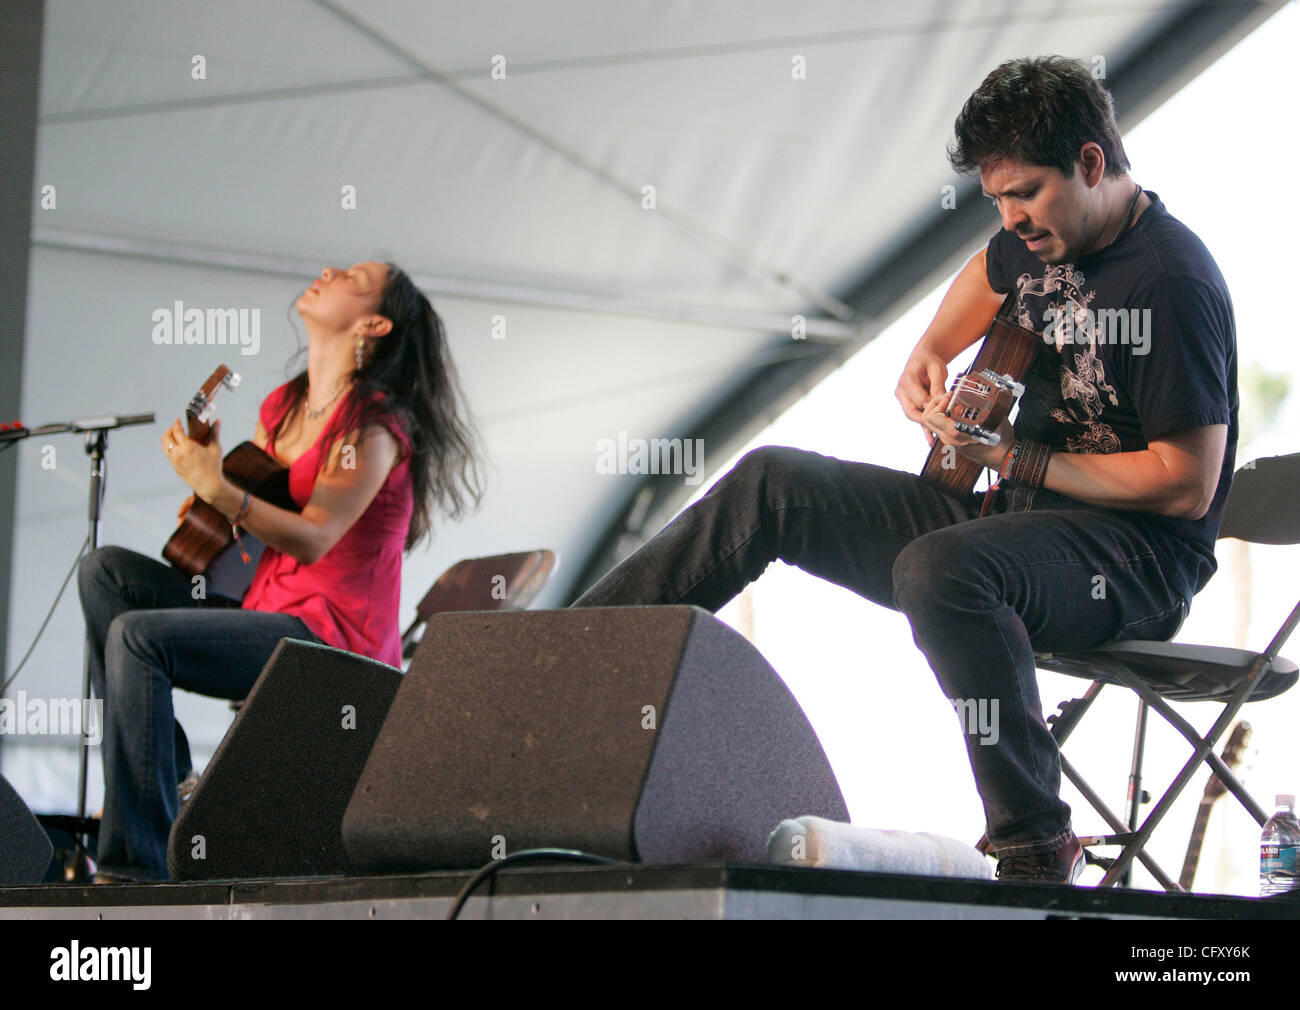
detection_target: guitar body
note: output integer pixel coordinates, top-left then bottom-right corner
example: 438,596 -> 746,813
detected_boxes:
920,311 -> 1041,497
160,367 -> 302,597
162,441 -> 297,578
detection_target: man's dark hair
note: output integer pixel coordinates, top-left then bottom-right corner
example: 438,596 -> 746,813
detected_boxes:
948,56 -> 1130,177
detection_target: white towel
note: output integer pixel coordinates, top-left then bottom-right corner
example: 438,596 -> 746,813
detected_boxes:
767,815 -> 992,879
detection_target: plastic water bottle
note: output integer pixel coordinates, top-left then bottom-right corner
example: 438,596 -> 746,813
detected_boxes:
1260,794 -> 1300,897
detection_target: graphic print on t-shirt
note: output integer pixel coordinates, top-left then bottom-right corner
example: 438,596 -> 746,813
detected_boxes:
1013,264 -> 1122,455
984,192 -> 1237,587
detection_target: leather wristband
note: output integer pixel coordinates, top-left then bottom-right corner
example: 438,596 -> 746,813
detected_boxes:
1009,438 -> 1051,489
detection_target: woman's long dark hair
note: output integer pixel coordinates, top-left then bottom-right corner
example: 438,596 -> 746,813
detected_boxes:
273,263 -> 485,550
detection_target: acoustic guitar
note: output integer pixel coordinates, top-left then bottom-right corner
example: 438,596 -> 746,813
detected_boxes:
919,293 -> 1040,497
1179,720 -> 1252,891
161,366 -> 298,595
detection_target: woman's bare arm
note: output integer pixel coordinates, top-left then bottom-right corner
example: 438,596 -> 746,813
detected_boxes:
207,425 -> 401,564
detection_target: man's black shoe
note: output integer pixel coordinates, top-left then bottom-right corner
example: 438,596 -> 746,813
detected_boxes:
995,832 -> 1085,884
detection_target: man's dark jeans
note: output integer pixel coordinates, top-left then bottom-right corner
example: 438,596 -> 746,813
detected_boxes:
572,446 -> 1193,855
77,545 -> 320,880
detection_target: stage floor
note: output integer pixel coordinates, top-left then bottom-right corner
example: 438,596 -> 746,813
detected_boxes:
1,864 -> 1296,919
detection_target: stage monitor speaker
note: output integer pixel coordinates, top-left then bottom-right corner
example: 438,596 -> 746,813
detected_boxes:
343,606 -> 848,872
167,638 -> 402,880
0,774 -> 53,885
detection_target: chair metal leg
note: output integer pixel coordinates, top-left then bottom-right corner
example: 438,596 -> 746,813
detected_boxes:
1047,681 -> 1105,743
1209,764 -> 1269,827
1097,655 -> 1274,887
1121,698 -> 1150,887
1017,599 -> 1299,889
976,652 -> 1275,887
1109,671 -> 1270,825
1060,753 -> 1182,892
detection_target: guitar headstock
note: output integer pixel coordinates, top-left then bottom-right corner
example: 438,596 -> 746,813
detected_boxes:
1206,720 -> 1252,800
185,366 -> 241,444
947,368 -> 1025,446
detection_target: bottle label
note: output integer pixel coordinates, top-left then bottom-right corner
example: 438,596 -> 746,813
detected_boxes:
1261,843 -> 1298,877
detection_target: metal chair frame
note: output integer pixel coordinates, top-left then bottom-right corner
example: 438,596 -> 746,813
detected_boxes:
981,454 -> 1300,890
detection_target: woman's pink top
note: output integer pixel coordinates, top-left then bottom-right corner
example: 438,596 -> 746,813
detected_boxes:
241,382 -> 413,668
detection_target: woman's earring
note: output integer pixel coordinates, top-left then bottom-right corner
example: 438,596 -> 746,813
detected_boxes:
355,333 -> 366,370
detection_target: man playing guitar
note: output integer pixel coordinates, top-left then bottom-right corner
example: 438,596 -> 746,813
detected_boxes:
573,56 -> 1236,884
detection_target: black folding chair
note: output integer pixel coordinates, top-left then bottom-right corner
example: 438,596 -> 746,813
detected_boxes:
399,549 -> 558,667
983,454 -> 1299,890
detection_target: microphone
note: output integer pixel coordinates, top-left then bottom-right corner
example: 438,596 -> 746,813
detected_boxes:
0,413 -> 156,445
70,413 -> 155,432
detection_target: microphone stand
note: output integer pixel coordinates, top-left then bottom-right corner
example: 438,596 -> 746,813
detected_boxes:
1,412 -> 153,877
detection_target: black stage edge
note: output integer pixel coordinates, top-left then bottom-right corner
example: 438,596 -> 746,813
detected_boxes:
2,863 -> 1296,920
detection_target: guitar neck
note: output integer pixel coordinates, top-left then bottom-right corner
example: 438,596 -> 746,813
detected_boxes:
919,312 -> 1040,498
186,365 -> 240,443
1179,798 -> 1215,891
1178,720 -> 1251,892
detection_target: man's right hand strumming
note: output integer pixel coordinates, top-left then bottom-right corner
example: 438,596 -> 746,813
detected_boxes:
896,349 -> 949,444
893,247 -> 1005,442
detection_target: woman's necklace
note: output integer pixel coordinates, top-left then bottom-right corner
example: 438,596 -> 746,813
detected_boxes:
304,380 -> 346,420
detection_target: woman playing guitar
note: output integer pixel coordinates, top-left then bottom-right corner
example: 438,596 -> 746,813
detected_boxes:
77,261 -> 483,882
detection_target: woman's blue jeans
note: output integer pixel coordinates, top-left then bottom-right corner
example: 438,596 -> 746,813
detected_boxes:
77,545 -> 320,880
572,446 -> 1196,856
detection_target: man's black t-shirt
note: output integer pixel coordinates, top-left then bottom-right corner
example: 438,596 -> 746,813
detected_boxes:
983,191 -> 1238,600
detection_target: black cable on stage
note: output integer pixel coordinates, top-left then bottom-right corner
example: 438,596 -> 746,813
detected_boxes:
1,531 -> 91,696
447,848 -> 624,920
2,429 -> 111,696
